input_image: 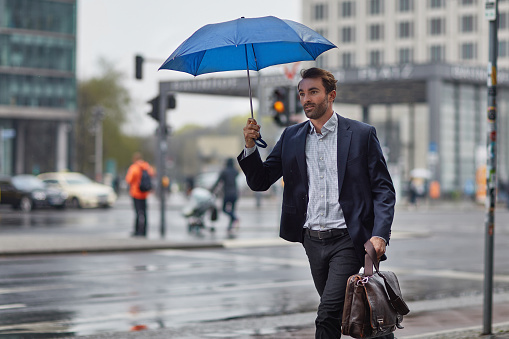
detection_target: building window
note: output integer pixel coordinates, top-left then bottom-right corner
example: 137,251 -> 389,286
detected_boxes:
369,0 -> 384,15
398,48 -> 413,63
429,0 -> 445,8
340,1 -> 355,17
314,3 -> 328,20
369,50 -> 383,66
342,52 -> 355,68
430,45 -> 445,62
461,0 -> 476,5
398,21 -> 413,38
398,0 -> 414,11
499,41 -> 508,58
0,34 -> 75,72
461,42 -> 477,60
341,27 -> 355,43
369,24 -> 384,41
460,15 -> 477,33
499,12 -> 508,30
429,18 -> 446,35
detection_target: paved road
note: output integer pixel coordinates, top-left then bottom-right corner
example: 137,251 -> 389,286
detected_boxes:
0,194 -> 509,338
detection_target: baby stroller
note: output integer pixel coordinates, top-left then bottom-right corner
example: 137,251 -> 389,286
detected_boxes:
182,187 -> 218,236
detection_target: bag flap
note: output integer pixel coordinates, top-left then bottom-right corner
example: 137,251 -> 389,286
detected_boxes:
363,275 -> 399,328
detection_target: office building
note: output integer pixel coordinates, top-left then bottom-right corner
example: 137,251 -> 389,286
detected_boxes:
0,0 -> 76,175
302,0 -> 509,197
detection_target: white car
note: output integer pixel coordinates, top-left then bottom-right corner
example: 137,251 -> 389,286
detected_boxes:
38,172 -> 117,208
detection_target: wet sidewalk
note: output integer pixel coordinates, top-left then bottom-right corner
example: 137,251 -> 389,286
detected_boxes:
68,297 -> 509,339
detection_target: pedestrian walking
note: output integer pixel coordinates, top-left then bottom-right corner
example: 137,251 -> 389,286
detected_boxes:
125,152 -> 155,237
239,67 -> 396,338
212,158 -> 239,236
408,177 -> 418,208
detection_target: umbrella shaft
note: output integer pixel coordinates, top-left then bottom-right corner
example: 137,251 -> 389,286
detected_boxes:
244,45 -> 254,119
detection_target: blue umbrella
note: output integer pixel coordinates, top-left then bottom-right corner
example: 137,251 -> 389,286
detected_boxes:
159,16 -> 337,147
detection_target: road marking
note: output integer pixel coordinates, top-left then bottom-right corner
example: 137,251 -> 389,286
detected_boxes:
154,249 -> 310,267
223,238 -> 293,248
212,279 -> 311,292
0,284 -> 74,295
385,267 -> 509,283
0,303 -> 25,310
156,250 -> 509,282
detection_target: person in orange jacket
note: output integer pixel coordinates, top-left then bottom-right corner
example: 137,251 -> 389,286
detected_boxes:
125,152 -> 155,237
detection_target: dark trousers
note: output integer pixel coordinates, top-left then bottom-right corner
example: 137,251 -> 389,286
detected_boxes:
303,231 -> 394,339
222,195 -> 237,229
132,198 -> 147,236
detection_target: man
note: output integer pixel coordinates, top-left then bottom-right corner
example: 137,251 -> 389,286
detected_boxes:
238,68 -> 395,338
125,152 -> 155,237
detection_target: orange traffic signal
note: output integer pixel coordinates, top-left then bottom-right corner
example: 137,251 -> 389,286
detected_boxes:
273,100 -> 285,113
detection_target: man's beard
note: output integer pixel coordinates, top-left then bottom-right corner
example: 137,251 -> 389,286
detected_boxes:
304,96 -> 329,120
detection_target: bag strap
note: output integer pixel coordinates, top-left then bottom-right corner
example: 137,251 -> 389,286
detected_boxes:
363,240 -> 379,276
364,240 -> 410,315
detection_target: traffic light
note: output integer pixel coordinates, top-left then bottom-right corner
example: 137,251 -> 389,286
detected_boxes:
148,96 -> 160,121
168,94 -> 176,109
147,94 -> 177,121
272,87 -> 290,127
135,55 -> 144,80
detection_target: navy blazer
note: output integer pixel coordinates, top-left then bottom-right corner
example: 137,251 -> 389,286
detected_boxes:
238,114 -> 395,264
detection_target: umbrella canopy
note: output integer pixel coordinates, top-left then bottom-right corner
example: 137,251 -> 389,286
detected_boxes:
159,16 -> 336,76
159,16 -> 336,148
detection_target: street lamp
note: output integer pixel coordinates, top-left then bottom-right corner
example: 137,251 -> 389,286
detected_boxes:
92,106 -> 105,183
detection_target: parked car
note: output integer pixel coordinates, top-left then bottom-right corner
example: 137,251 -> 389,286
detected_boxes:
0,175 -> 68,212
37,172 -> 117,208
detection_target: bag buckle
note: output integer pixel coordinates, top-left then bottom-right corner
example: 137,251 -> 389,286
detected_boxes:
356,276 -> 370,286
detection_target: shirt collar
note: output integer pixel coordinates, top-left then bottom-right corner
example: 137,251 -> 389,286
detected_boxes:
309,112 -> 337,136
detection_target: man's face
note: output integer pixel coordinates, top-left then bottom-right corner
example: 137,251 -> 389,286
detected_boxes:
298,77 -> 335,120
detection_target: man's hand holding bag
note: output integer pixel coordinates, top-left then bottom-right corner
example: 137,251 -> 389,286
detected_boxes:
342,240 -> 410,338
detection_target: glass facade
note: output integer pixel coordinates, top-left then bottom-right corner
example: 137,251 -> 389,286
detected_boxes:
0,0 -> 76,110
0,0 -> 76,174
457,85 -> 477,193
439,84 -> 456,192
439,83 -> 490,194
0,74 -> 75,109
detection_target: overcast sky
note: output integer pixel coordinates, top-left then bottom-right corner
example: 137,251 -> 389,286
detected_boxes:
77,0 -> 302,135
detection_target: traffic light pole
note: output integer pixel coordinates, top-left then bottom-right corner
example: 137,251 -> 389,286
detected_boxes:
158,86 -> 167,238
483,0 -> 498,335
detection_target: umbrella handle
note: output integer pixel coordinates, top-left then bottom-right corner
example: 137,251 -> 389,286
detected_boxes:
255,135 -> 267,148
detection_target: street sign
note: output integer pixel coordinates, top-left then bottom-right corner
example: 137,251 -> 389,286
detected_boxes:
485,0 -> 497,21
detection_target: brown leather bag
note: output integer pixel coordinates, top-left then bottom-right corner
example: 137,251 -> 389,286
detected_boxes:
341,240 -> 410,338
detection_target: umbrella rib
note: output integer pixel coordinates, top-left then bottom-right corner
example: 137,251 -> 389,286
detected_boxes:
299,42 -> 316,60
250,43 -> 260,71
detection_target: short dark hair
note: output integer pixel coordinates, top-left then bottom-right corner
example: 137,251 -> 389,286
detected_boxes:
299,67 -> 337,94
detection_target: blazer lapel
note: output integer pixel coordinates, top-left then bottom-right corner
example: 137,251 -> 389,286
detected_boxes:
292,122 -> 310,185
337,114 -> 352,196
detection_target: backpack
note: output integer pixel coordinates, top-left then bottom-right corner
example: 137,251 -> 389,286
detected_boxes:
139,168 -> 152,192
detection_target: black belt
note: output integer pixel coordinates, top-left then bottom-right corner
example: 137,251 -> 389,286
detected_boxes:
306,228 -> 348,239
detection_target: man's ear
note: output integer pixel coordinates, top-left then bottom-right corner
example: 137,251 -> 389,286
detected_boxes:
328,90 -> 337,102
